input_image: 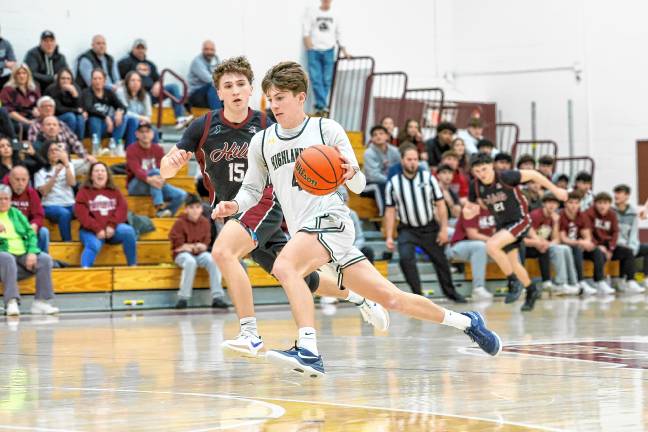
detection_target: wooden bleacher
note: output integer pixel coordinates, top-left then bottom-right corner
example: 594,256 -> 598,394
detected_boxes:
44,218 -> 177,241
464,259 -> 620,280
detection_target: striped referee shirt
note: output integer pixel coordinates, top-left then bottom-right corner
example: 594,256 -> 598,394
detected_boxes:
385,168 -> 444,227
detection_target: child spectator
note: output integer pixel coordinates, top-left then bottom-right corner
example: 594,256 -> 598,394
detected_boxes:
34,142 -> 76,242
613,184 -> 648,290
8,165 -> 49,252
74,162 -> 136,267
169,194 -> 226,309
573,172 -> 594,211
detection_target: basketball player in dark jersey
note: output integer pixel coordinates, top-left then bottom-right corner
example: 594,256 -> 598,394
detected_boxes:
160,57 -> 388,356
467,153 -> 568,311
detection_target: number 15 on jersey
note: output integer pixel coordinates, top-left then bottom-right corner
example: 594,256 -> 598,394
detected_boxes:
229,163 -> 245,182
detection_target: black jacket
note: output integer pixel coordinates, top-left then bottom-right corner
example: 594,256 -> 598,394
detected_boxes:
426,136 -> 451,169
24,46 -> 68,90
82,87 -> 125,119
45,83 -> 83,115
75,49 -> 117,89
117,52 -> 159,92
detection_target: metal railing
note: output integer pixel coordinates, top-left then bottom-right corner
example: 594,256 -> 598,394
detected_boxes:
156,68 -> 189,128
511,140 -> 558,164
360,71 -> 408,143
328,56 -> 375,131
398,87 -> 445,141
554,156 -> 595,184
495,122 -> 520,155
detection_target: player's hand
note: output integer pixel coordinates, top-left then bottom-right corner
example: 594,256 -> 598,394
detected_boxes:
437,229 -> 449,245
386,237 -> 395,251
462,202 -> 480,219
334,146 -> 357,181
212,201 -> 238,219
554,188 -> 569,202
25,253 -> 38,271
167,150 -> 193,170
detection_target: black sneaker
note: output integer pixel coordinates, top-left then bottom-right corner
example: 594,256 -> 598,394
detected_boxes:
505,279 -> 524,303
211,298 -> 229,309
446,291 -> 468,303
175,299 -> 188,309
521,285 -> 541,311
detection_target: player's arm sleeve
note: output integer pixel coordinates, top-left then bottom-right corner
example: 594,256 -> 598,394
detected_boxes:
232,133 -> 267,214
176,117 -> 204,153
500,170 -> 522,187
323,119 -> 366,194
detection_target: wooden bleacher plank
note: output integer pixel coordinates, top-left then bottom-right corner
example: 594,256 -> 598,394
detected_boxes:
190,107 -> 210,118
347,131 -> 366,167
49,241 -> 173,266
45,218 -> 177,242
151,106 -> 177,126
0,267 -> 113,295
112,175 -> 196,194
126,196 -> 185,218
95,155 -> 189,177
348,193 -> 379,220
464,259 -> 620,280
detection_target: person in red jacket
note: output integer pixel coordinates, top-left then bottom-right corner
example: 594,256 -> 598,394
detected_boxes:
7,165 -> 49,252
169,194 -> 226,310
74,162 -> 136,267
126,123 -> 186,217
586,192 -> 640,293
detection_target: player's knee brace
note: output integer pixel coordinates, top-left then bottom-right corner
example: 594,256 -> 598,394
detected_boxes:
304,271 -> 320,293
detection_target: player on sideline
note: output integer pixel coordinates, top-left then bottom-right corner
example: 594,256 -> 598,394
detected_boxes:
466,153 -> 568,311
160,57 -> 388,357
212,61 -> 502,377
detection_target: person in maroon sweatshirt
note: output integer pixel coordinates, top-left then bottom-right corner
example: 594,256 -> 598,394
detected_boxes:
126,123 -> 187,217
74,162 -> 136,267
586,192 -> 639,293
7,165 -> 49,252
169,193 -> 226,310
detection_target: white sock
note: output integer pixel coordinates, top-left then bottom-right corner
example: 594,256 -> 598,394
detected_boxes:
345,290 -> 364,305
441,309 -> 471,331
297,327 -> 318,355
240,317 -> 258,337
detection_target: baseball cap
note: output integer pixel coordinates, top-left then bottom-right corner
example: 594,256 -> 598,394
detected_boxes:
136,122 -> 152,131
40,30 -> 55,40
132,38 -> 147,49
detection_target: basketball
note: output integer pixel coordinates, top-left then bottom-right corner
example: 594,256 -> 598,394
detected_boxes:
294,145 -> 346,195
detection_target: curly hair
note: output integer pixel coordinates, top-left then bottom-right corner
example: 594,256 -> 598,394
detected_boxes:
212,56 -> 254,89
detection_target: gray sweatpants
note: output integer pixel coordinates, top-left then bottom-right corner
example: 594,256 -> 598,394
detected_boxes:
175,252 -> 223,300
548,244 -> 578,285
0,252 -> 54,304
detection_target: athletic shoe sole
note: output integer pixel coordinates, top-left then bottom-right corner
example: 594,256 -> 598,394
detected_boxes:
266,351 -> 325,378
221,341 -> 263,358
476,312 -> 503,357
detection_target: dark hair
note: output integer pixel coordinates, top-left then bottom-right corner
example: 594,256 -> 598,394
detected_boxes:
516,154 -> 536,168
40,141 -> 62,169
613,184 -> 631,194
542,192 -> 560,203
594,192 -> 612,203
124,71 -> 146,102
575,171 -> 592,183
213,56 -> 254,89
55,67 -> 75,88
380,115 -> 394,124
554,173 -> 569,184
91,67 -> 106,80
538,155 -> 555,166
185,193 -> 202,206
261,61 -> 307,95
567,191 -> 583,201
494,152 -> 513,163
436,121 -> 457,134
470,153 -> 493,167
436,163 -> 454,174
370,125 -> 389,136
476,139 -> 494,148
83,161 -> 117,190
397,119 -> 420,143
399,142 -> 418,158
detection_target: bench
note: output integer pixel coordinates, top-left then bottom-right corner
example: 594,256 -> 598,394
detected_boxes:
44,218 -> 177,242
49,241 -> 173,266
111,174 -> 197,194
463,259 -> 621,280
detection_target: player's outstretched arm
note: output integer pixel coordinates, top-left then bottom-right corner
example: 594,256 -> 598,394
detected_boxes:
520,169 -> 568,201
160,146 -> 192,179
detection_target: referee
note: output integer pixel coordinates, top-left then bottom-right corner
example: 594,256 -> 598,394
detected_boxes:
385,143 -> 466,303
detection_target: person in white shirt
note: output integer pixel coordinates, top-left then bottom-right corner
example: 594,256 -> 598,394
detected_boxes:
212,61 -> 502,378
456,117 -> 483,156
302,0 -> 348,114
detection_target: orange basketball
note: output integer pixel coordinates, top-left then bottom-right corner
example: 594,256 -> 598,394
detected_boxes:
294,145 -> 346,196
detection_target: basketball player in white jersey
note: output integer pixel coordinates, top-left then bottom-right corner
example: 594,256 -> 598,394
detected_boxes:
212,61 -> 502,377
161,57 -> 388,357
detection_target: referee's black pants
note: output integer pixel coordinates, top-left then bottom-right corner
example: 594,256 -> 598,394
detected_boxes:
397,223 -> 456,297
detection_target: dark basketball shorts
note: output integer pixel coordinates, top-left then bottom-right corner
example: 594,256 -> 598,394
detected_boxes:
499,216 -> 532,253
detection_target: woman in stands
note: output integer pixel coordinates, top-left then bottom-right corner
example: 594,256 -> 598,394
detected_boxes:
44,67 -> 86,139
0,135 -> 44,180
397,118 -> 427,160
451,137 -> 469,174
0,64 -> 40,139
116,71 -> 158,145
75,161 -> 137,268
380,115 -> 398,146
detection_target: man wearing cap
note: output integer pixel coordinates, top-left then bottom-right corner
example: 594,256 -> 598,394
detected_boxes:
362,124 -> 400,215
118,39 -> 192,129
425,121 -> 456,170
126,122 -> 187,217
24,31 -> 68,91
457,118 -> 484,155
75,35 -> 120,90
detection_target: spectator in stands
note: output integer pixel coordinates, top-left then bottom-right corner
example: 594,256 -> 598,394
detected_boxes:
115,71 -> 156,145
188,40 -> 221,109
573,171 -> 593,211
0,27 -> 16,88
435,164 -> 461,232
559,191 -> 599,295
476,139 -> 495,156
83,69 -> 134,143
439,150 -> 468,202
126,123 -> 186,217
170,193 -> 226,309
24,31 -> 68,91
538,155 -> 554,179
0,64 -> 40,137
457,117 -> 483,155
0,107 -> 16,140
44,67 -> 86,139
338,186 -> 375,263
75,162 -> 136,268
118,39 -> 191,129
34,142 -> 76,242
522,181 -> 543,211
516,154 -> 536,171
0,184 -> 57,316
31,113 -> 93,167
397,119 -> 427,160
384,143 -> 466,302
613,184 -> 648,290
586,192 -> 643,294
303,0 -> 348,115
0,136 -> 19,180
363,125 -> 400,216
75,35 -> 120,90
554,173 -> 569,190
425,121 -> 455,168
0,135 -> 44,183
380,116 -> 398,145
494,152 -> 513,172
8,166 -> 49,252
524,194 -> 579,295
447,204 -> 496,300
450,137 -> 469,173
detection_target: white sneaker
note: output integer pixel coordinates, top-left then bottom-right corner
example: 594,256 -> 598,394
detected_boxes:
560,284 -> 580,296
221,331 -> 264,357
319,296 -> 338,304
472,286 -> 493,300
596,281 -> 615,295
625,280 -> 646,294
357,300 -> 390,331
579,281 -> 597,296
30,300 -> 59,315
5,299 -> 19,316
174,115 -> 194,130
542,281 -> 555,292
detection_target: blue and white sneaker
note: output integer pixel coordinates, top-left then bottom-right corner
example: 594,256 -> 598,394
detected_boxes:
461,311 -> 502,356
221,331 -> 264,357
266,343 -> 325,378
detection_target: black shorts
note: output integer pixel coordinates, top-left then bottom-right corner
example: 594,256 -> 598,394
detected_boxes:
499,216 -> 531,253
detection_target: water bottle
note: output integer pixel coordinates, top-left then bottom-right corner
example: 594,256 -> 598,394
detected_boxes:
91,133 -> 100,156
117,139 -> 125,156
108,138 -> 116,156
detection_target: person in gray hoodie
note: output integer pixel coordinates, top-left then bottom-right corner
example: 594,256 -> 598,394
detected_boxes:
614,184 -> 648,289
362,125 -> 400,215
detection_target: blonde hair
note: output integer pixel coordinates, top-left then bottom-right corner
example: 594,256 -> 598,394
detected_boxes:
261,61 -> 308,96
5,63 -> 37,91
